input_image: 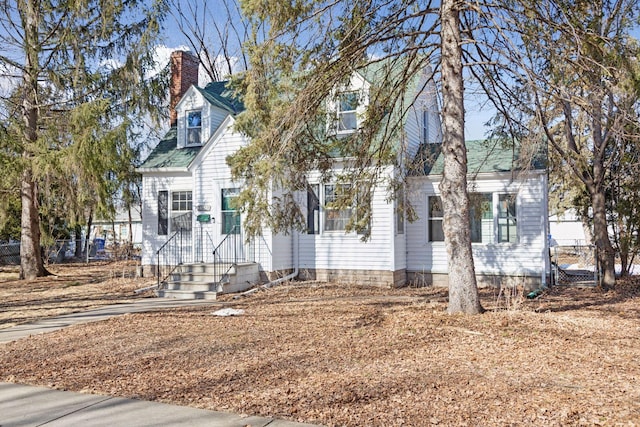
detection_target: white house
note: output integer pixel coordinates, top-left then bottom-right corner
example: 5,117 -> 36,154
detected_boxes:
137,51 -> 550,297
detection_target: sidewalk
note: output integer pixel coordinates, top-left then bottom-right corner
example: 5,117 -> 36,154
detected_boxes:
0,299 -> 322,427
0,299 -> 218,344
0,383 -> 317,427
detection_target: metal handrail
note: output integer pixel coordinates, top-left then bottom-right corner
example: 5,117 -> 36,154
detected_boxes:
156,231 -> 181,287
212,225 -> 241,286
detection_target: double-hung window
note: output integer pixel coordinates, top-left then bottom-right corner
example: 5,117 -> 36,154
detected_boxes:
186,110 -> 202,145
428,193 -> 516,243
324,184 -> 353,232
428,196 -> 444,242
498,194 -> 517,243
337,92 -> 359,132
171,191 -> 193,232
422,109 -> 430,143
222,188 -> 241,234
469,193 -> 493,243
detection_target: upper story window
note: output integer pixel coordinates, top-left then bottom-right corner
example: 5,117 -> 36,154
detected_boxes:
422,109 -> 430,143
337,91 -> 359,132
186,110 -> 202,146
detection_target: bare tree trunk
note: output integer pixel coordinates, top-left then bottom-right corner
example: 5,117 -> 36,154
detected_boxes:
19,169 -> 47,279
127,205 -> 133,246
440,0 -> 482,314
19,0 -> 47,280
74,222 -> 83,258
84,210 -> 93,257
591,190 -> 616,288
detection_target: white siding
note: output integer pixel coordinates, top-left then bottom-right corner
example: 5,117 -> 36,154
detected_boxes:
192,120 -> 246,256
141,173 -> 193,265
297,167 -> 396,273
406,171 -> 549,278
175,88 -> 205,148
175,87 -> 230,149
404,68 -> 442,160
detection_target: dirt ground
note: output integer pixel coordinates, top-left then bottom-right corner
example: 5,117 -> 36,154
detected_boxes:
1,262 -> 640,426
0,261 -> 154,329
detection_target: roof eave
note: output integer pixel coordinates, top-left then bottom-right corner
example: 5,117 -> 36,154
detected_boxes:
136,166 -> 191,174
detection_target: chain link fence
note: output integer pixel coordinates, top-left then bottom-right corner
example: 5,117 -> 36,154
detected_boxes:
0,239 -> 141,266
0,243 -> 20,265
551,245 -> 598,286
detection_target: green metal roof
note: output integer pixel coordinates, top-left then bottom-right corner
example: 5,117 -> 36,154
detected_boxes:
416,140 -> 546,176
139,81 -> 242,171
138,127 -> 201,170
196,81 -> 244,114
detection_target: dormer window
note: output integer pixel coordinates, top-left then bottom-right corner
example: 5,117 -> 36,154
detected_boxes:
337,91 -> 359,132
186,110 -> 202,145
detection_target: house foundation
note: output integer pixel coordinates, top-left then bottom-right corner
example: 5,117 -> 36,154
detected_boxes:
406,271 -> 543,291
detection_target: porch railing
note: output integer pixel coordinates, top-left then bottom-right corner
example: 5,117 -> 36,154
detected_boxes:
156,230 -> 191,287
212,226 -> 243,286
155,224 -> 256,289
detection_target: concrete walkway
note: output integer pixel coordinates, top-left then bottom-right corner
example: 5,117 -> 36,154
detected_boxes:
0,299 -> 322,427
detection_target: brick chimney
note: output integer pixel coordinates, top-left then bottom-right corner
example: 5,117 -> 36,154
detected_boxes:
169,50 -> 200,126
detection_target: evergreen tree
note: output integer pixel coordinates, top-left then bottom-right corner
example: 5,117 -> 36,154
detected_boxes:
233,0 -> 483,313
0,0 -> 168,278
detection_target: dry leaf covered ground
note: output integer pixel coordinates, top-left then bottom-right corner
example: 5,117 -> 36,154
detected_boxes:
1,262 -> 640,426
0,261 -> 154,329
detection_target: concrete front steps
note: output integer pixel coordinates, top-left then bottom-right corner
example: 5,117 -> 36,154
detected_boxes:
156,262 -> 260,300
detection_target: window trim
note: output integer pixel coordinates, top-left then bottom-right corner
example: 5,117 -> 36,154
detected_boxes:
497,193 -> 518,243
170,191 -> 193,232
323,183 -> 353,232
469,193 -> 493,244
427,196 -> 444,242
336,91 -> 359,133
186,110 -> 202,146
158,190 -> 168,236
221,188 -> 241,235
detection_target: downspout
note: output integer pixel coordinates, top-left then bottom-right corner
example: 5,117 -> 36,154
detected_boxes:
527,173 -> 550,300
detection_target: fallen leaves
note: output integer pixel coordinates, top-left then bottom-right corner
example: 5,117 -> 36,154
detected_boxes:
1,266 -> 640,426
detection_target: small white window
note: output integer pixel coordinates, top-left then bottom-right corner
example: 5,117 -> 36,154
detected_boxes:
186,110 -> 202,145
324,184 -> 353,231
428,196 -> 444,242
337,92 -> 359,132
498,194 -> 517,243
171,191 -> 192,232
422,109 -> 430,143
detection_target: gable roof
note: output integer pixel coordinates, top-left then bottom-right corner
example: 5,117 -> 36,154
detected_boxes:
138,81 -> 242,171
195,81 -> 244,114
415,139 -> 546,176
